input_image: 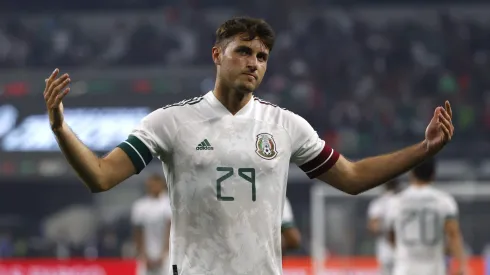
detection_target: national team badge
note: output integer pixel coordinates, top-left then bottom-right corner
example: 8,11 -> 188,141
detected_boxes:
255,133 -> 278,160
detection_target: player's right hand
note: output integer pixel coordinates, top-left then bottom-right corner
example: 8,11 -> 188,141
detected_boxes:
44,68 -> 71,132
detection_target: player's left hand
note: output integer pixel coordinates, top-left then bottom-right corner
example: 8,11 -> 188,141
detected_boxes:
424,100 -> 454,154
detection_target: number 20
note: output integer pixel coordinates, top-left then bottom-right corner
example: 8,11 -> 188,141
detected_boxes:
216,167 -> 256,201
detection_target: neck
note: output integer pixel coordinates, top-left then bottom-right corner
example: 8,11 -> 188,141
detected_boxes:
150,192 -> 161,198
213,79 -> 253,115
411,180 -> 431,187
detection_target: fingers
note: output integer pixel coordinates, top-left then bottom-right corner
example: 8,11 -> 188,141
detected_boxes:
433,106 -> 442,117
44,68 -> 71,105
44,73 -> 71,108
43,68 -> 59,95
438,113 -> 453,141
47,73 -> 69,98
53,87 -> 70,107
45,68 -> 59,87
440,107 -> 452,125
433,101 -> 455,143
439,120 -> 451,142
445,100 -> 452,119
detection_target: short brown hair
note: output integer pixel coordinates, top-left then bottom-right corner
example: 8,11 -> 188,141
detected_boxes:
215,16 -> 275,51
412,157 -> 436,182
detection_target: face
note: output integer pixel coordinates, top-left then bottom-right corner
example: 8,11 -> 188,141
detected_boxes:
213,34 -> 269,94
145,178 -> 166,196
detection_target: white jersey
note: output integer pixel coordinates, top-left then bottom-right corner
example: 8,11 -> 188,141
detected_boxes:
118,91 -> 339,275
131,194 -> 172,261
386,185 -> 458,275
281,197 -> 295,230
367,192 -> 396,265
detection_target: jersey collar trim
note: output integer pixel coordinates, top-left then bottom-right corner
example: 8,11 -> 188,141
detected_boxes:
205,91 -> 255,117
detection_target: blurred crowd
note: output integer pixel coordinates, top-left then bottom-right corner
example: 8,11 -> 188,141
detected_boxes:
2,7 -> 490,156
2,2 -> 490,258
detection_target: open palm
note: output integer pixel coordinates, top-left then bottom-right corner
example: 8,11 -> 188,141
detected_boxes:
425,101 -> 454,154
44,68 -> 71,131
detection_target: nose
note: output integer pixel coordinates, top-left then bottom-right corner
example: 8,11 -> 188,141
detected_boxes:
246,57 -> 258,71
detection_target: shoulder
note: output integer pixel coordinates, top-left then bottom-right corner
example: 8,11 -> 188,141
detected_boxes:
386,194 -> 402,209
428,187 -> 451,200
368,195 -> 388,215
253,96 -> 287,119
145,95 -> 207,126
161,96 -> 206,111
436,189 -> 457,206
158,96 -> 206,116
253,96 -> 309,130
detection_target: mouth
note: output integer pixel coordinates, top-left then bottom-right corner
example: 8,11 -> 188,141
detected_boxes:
243,73 -> 258,80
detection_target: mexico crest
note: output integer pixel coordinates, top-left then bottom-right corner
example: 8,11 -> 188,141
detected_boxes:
255,133 -> 278,160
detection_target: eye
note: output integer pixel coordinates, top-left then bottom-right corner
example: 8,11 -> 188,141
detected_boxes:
257,53 -> 268,62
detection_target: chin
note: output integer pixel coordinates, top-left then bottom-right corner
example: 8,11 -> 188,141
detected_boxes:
236,83 -> 256,94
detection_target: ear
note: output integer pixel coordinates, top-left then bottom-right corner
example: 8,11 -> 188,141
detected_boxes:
212,46 -> 221,66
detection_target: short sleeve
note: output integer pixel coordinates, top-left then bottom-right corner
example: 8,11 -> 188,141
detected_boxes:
131,202 -> 143,226
367,199 -> 383,219
444,195 -> 458,220
117,108 -> 175,174
282,198 -> 295,230
287,112 -> 339,179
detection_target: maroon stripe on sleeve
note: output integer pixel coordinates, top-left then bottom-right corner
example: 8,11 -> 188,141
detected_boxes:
299,145 -> 334,172
306,150 -> 339,179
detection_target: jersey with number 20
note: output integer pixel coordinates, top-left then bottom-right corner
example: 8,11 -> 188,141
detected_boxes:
386,185 -> 458,275
117,91 -> 340,275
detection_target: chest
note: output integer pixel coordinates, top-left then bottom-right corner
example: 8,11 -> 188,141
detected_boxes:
172,118 -> 291,171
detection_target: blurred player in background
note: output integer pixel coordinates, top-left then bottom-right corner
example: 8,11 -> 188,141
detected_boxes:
132,174 -> 172,275
281,197 -> 301,252
387,158 -> 467,275
367,179 -> 401,275
44,15 -> 455,275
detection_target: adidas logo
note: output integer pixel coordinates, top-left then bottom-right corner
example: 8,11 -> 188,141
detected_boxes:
196,139 -> 214,150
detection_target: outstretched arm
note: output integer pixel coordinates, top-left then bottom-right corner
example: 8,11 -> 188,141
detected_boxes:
54,126 -> 136,192
45,69 -> 171,193
45,69 -> 136,192
318,142 -> 427,195
317,102 -> 454,195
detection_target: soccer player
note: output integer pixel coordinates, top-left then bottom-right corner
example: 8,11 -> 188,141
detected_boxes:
43,17 -> 454,275
132,174 -> 172,275
386,158 -> 467,275
367,179 -> 401,275
281,197 -> 301,252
